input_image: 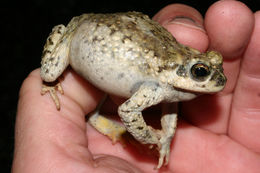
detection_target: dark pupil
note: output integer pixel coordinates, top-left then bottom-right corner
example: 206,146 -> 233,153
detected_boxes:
194,66 -> 208,77
191,63 -> 210,80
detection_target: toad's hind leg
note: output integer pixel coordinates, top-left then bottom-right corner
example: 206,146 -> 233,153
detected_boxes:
88,96 -> 127,144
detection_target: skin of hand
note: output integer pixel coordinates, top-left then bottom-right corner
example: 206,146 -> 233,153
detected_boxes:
12,1 -> 260,173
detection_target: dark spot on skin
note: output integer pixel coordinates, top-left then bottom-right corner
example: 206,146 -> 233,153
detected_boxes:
110,28 -> 116,35
138,63 -> 150,71
57,26 -> 63,34
154,52 -> 160,58
55,62 -> 58,67
137,126 -> 144,130
158,63 -> 178,73
42,50 -> 51,58
151,83 -> 159,92
125,100 -> 130,106
122,35 -> 132,43
258,93 -> 260,97
101,49 -> 106,54
131,119 -> 137,122
45,69 -> 49,73
49,57 -> 54,61
176,65 -> 187,77
144,130 -> 152,139
92,36 -> 105,43
158,66 -> 164,73
171,64 -> 179,70
100,77 -> 104,80
92,36 -> 98,42
117,73 -> 125,79
152,87 -> 158,92
48,38 -> 54,45
121,118 -> 131,125
149,28 -> 157,35
137,103 -> 142,107
120,109 -> 130,113
97,23 -> 103,27
127,21 -> 137,27
143,94 -> 147,98
127,48 -> 133,52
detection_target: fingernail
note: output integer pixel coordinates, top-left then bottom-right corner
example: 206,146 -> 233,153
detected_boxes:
166,16 -> 205,32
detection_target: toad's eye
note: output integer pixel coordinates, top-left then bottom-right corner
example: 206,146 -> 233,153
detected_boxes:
191,63 -> 210,81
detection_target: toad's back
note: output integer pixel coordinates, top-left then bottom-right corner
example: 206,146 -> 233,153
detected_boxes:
69,12 -> 183,97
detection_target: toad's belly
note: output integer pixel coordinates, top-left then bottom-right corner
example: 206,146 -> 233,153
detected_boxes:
70,56 -> 148,98
69,32 -> 153,98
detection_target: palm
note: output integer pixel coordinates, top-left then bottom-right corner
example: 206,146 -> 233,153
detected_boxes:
13,2 -> 260,173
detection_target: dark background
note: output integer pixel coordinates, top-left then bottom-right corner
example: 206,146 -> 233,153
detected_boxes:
1,0 -> 259,172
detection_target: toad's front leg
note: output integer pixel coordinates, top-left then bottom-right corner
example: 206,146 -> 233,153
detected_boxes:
157,103 -> 177,169
118,82 -> 176,168
40,25 -> 71,110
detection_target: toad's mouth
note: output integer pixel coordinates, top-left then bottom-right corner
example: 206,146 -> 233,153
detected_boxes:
173,75 -> 226,94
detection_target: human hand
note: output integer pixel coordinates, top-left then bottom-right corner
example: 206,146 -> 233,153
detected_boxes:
12,1 -> 260,173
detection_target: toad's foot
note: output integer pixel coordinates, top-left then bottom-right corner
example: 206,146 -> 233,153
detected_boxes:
156,113 -> 177,169
41,81 -> 64,110
89,113 -> 127,144
88,96 -> 127,144
157,133 -> 173,169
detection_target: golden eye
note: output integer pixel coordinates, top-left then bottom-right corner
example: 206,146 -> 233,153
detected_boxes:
191,63 -> 210,81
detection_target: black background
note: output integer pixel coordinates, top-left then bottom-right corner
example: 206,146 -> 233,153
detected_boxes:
1,0 -> 259,172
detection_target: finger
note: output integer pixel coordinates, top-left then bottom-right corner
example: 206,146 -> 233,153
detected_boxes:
170,121 -> 260,173
13,69 -> 102,172
205,0 -> 254,94
182,1 -> 255,134
229,11 -> 260,152
153,4 -> 209,52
